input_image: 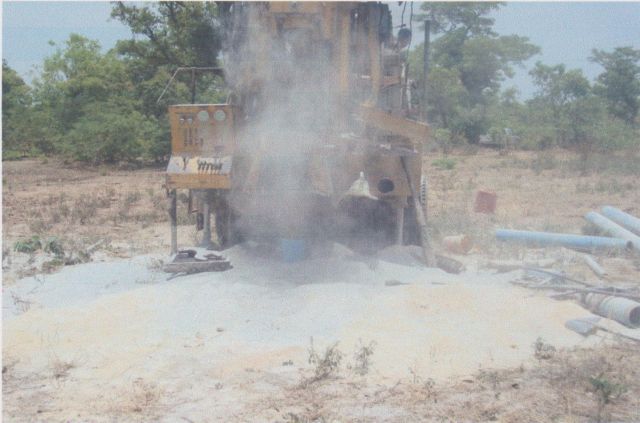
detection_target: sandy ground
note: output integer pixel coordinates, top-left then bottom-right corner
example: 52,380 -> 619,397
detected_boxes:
3,243 -> 639,421
3,150 -> 640,421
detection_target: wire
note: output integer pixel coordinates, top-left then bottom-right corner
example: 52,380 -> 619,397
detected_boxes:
401,1 -> 407,27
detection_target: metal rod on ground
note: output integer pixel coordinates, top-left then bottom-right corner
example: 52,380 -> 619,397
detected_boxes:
582,254 -> 607,278
584,211 -> 640,252
601,206 -> 640,236
514,283 -> 640,302
170,189 -> 178,255
495,229 -> 632,252
523,267 -> 593,287
400,156 -> 435,266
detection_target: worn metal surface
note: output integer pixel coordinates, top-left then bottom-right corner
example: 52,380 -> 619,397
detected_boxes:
166,104 -> 235,190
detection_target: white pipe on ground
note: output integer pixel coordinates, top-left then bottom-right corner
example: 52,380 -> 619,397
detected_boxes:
584,212 -> 640,252
601,206 -> 640,236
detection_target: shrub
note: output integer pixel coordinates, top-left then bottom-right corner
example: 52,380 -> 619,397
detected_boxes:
13,236 -> 42,253
432,157 -> 457,170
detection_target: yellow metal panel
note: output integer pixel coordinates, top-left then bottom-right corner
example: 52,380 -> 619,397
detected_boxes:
166,174 -> 231,190
168,104 -> 235,157
359,104 -> 430,146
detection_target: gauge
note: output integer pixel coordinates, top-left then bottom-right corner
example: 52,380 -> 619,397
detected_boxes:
197,110 -> 210,122
213,109 -> 226,122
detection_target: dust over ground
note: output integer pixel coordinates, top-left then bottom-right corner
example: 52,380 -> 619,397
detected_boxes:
2,149 -> 640,421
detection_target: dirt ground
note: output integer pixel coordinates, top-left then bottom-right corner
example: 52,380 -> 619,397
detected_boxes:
3,148 -> 640,266
2,148 -> 640,422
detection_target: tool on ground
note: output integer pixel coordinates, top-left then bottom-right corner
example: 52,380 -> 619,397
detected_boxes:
163,249 -> 232,278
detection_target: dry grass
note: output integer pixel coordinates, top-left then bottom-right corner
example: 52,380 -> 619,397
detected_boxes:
255,343 -> 639,423
423,148 -> 640,255
4,149 -> 639,265
50,357 -> 75,380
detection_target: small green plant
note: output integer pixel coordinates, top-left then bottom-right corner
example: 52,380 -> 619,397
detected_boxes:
588,374 -> 627,423
13,236 -> 42,253
351,340 -> 376,376
43,237 -> 65,258
533,337 -> 556,360
432,157 -> 456,170
307,338 -> 342,382
42,258 -> 65,273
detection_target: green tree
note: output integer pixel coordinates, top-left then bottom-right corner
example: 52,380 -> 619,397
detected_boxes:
529,62 -> 591,147
416,2 -> 502,36
2,61 -> 32,157
110,1 -> 225,118
590,47 -> 640,125
527,61 -> 637,170
411,2 -> 539,143
32,34 -> 161,163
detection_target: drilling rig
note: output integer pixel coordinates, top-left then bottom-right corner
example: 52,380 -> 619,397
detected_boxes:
165,2 -> 431,261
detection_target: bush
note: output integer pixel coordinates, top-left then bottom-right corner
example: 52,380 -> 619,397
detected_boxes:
61,102 -> 161,164
14,236 -> 42,253
432,157 -> 457,170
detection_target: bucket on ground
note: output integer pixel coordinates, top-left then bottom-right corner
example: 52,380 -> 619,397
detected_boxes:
474,190 -> 497,214
280,239 -> 307,262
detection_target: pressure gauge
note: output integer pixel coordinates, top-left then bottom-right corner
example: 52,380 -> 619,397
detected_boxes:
213,109 -> 226,122
197,110 -> 210,122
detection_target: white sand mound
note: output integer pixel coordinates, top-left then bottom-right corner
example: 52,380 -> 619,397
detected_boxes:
3,243 -> 600,419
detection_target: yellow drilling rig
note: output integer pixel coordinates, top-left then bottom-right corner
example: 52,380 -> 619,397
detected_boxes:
165,2 -> 432,262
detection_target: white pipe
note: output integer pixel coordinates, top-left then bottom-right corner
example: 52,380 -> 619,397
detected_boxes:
584,212 -> 640,252
602,206 -> 640,236
582,254 -> 607,278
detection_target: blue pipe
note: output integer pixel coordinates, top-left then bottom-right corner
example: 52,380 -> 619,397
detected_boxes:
495,229 -> 631,252
584,212 -> 640,252
602,206 -> 640,236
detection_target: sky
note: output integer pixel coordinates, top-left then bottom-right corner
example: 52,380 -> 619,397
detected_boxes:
3,1 -> 640,99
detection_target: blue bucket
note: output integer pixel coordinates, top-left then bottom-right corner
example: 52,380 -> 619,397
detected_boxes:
280,239 -> 307,262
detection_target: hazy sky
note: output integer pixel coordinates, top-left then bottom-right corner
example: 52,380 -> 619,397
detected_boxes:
3,1 -> 640,98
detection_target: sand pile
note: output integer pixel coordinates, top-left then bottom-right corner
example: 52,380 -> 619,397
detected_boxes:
3,243 -> 602,420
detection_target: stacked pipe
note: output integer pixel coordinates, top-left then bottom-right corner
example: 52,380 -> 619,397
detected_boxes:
496,206 -> 640,254
583,293 -> 640,328
585,206 -> 640,252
